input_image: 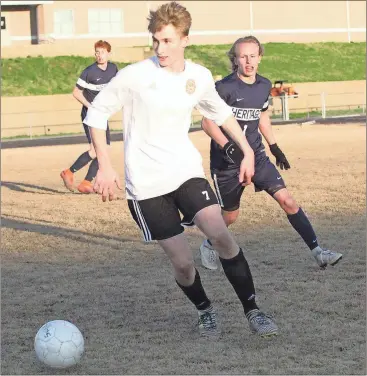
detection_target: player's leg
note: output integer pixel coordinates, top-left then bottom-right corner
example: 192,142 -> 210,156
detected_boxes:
177,178 -> 278,337
60,121 -> 94,192
127,194 -> 219,337
78,123 -> 111,193
272,188 -> 342,267
200,168 -> 244,270
76,124 -> 100,194
256,157 -> 342,267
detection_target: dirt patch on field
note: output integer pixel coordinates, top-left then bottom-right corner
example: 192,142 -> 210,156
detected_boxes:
1,123 -> 366,375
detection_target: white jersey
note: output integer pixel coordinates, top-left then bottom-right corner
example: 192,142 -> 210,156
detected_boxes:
84,56 -> 232,200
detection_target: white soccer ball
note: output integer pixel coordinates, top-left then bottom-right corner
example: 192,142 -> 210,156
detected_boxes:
34,320 -> 84,369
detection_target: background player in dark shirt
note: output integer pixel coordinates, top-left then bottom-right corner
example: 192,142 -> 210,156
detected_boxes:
200,36 -> 342,270
60,40 -> 118,193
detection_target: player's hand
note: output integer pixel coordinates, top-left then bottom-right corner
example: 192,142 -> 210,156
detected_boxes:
93,166 -> 122,202
239,150 -> 254,187
222,141 -> 244,165
269,143 -> 291,170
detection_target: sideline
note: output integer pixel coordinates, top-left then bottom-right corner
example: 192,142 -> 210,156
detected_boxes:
2,115 -> 365,150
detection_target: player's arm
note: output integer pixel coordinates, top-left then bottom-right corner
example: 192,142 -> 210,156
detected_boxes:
73,69 -> 92,108
196,72 -> 254,185
221,115 -> 254,186
84,70 -> 130,201
202,116 -> 253,169
259,110 -> 290,170
72,87 -> 91,108
201,117 -> 228,147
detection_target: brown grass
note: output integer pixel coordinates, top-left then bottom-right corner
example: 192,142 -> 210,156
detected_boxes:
1,123 -> 366,375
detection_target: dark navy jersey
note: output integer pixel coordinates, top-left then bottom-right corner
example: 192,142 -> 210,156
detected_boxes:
76,62 -> 118,115
210,72 -> 272,170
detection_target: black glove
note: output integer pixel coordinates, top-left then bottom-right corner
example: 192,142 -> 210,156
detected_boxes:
222,141 -> 244,165
269,143 -> 290,170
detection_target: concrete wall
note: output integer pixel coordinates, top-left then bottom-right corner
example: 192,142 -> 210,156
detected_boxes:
2,81 -> 365,139
1,44 -> 152,62
1,1 -> 365,53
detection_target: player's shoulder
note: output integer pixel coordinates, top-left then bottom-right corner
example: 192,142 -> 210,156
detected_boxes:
78,63 -> 96,78
108,61 -> 118,70
112,57 -> 158,86
121,57 -> 160,75
216,72 -> 237,87
215,72 -> 237,94
185,60 -> 214,81
256,73 -> 272,88
82,62 -> 98,73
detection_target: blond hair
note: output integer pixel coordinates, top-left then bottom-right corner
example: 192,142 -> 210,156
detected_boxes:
227,36 -> 264,72
147,1 -> 192,36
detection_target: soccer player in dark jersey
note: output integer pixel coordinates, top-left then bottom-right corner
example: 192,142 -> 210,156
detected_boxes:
199,36 -> 343,270
60,40 -> 118,193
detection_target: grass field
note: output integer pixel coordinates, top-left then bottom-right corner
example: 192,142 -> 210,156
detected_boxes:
1,123 -> 366,375
1,42 -> 366,96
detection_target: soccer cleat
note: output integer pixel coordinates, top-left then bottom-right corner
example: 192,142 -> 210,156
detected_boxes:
311,246 -> 342,268
198,307 -> 220,337
77,180 -> 94,194
60,169 -> 75,191
199,239 -> 218,270
246,309 -> 278,338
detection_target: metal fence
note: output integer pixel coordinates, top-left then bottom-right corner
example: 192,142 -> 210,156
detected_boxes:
270,91 -> 366,121
2,91 -> 366,140
190,91 -> 366,127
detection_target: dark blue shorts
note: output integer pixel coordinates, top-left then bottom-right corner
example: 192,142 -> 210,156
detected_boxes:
211,153 -> 286,212
81,108 -> 110,145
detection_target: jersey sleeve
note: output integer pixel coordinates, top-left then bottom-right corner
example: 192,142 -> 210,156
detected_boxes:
215,80 -> 230,102
195,70 -> 233,126
261,82 -> 272,112
112,63 -> 119,77
261,95 -> 270,112
76,68 -> 89,90
83,66 -> 131,130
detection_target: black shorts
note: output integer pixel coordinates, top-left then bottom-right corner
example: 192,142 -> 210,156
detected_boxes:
127,178 -> 218,241
211,155 -> 286,212
81,108 -> 110,145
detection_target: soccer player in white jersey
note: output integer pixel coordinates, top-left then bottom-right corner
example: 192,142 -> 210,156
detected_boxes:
84,2 -> 278,338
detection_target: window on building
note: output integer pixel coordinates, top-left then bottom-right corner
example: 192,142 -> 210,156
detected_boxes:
54,9 -> 74,35
88,9 -> 123,34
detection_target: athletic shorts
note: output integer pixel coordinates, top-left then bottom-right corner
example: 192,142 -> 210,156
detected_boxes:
127,178 -> 219,241
81,108 -> 110,145
211,154 -> 286,212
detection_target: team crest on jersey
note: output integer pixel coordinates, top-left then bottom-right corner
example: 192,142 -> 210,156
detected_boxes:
186,79 -> 196,94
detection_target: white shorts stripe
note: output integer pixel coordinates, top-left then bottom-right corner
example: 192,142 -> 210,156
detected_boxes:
132,200 -> 152,242
213,174 -> 224,207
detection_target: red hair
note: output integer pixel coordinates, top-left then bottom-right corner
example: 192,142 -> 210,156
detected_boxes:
94,40 -> 111,52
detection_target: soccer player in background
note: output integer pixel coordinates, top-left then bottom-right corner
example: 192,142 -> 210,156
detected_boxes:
84,2 -> 278,338
199,36 -> 343,270
60,40 -> 118,193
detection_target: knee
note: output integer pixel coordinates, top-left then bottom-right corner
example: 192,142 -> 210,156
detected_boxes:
174,259 -> 195,279
88,149 -> 96,159
209,227 -> 233,251
278,194 -> 298,214
223,210 -> 239,226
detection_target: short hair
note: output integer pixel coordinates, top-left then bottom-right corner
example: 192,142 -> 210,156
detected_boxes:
227,36 -> 264,72
94,40 -> 111,52
147,1 -> 192,36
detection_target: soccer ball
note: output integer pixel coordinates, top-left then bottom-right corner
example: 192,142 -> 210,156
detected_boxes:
34,320 -> 84,368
